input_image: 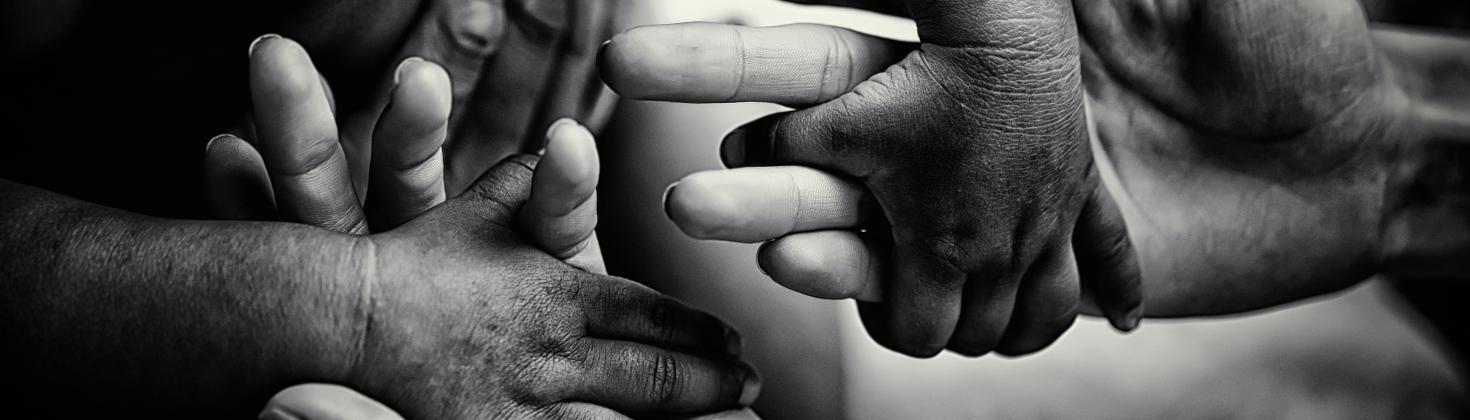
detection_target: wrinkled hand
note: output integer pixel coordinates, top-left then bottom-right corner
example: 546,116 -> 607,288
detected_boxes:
1075,0 -> 1469,313
205,35 -> 760,419
356,154 -> 756,419
607,0 -> 1467,322
602,0 -> 1143,358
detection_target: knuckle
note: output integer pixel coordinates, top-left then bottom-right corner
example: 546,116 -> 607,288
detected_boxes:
645,298 -> 680,345
646,352 -> 682,406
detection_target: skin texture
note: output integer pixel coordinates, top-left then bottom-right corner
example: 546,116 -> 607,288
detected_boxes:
206,35 -> 758,419
0,1 -> 763,417
1,155 -> 758,419
601,0 -> 1469,321
603,0 -> 1144,359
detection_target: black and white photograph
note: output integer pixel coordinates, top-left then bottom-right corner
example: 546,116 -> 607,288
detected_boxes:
1,0 -> 1467,418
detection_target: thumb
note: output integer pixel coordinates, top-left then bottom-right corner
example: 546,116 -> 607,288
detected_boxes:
521,118 -> 607,274
259,384 -> 402,420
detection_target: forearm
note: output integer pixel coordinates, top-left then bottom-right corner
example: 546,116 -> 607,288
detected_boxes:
1374,26 -> 1470,278
0,179 -> 367,415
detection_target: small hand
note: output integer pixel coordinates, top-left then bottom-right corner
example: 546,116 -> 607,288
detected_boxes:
603,1 -> 1144,359
206,35 -> 759,418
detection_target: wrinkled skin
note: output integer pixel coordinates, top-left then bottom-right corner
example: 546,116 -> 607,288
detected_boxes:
1075,0 -> 1466,314
209,33 -> 759,419
602,0 -> 1468,357
605,0 -> 1144,358
349,156 -> 754,419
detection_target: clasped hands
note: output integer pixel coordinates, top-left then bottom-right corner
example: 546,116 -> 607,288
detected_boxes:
203,0 -> 1442,417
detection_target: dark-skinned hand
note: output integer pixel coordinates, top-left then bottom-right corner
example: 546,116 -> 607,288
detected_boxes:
602,0 -> 1143,358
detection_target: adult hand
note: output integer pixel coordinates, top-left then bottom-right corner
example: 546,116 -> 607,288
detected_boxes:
1074,0 -> 1468,313
602,0 -> 1143,358
205,34 -> 604,272
204,34 -> 763,418
603,0 -> 1469,320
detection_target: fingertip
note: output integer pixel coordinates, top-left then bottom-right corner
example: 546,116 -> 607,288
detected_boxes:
757,233 -> 874,300
249,35 -> 317,96
664,172 -> 748,241
206,133 -> 238,154
248,33 -> 281,58
720,126 -> 747,168
537,120 -> 600,211
390,57 -> 452,120
599,23 -> 741,101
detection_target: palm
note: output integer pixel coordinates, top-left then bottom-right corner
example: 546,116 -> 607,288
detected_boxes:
1078,0 -> 1395,315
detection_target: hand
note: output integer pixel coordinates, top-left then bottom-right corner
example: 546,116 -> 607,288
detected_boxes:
605,0 -> 1468,319
1073,0 -> 1469,313
350,155 -> 755,419
205,34 -> 604,273
206,35 -> 761,418
602,1 -> 1143,358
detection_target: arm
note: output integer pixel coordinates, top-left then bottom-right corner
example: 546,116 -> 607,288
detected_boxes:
0,178 -> 364,416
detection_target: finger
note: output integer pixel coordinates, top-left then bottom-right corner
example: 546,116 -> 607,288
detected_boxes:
204,134 -> 277,221
581,277 -> 740,358
781,0 -> 907,17
676,408 -> 762,420
756,230 -> 884,301
869,237 -> 968,358
664,167 -> 871,243
994,246 -> 1081,357
398,0 -> 505,134
248,34 -> 368,235
541,402 -> 630,420
365,57 -> 452,231
444,0 -> 614,194
564,233 -> 608,275
940,270 -> 1022,357
570,339 -> 758,414
522,119 -> 600,260
1073,178 -> 1144,331
600,22 -> 910,107
259,384 -> 402,420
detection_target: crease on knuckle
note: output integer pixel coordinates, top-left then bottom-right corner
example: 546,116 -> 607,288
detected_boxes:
648,351 -> 682,406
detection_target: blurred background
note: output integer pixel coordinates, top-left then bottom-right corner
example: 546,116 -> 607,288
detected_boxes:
598,1 -> 1468,419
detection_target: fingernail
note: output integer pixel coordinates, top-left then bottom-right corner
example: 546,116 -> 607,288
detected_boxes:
725,327 -> 743,356
248,33 -> 281,58
206,134 -> 237,153
661,182 -> 679,221
720,127 -> 747,168
393,56 -> 425,86
258,408 -> 302,420
546,117 -> 580,140
755,242 -> 773,276
1123,307 -> 1143,332
738,364 -> 762,406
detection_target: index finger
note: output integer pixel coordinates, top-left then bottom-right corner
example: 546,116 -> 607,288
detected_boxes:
249,35 -> 368,234
600,22 -> 910,107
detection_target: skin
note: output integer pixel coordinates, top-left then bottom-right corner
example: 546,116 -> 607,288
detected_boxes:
600,0 -> 1469,324
0,1 -> 760,418
0,157 -> 756,418
603,0 -> 1145,359
208,35 -> 758,419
